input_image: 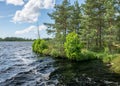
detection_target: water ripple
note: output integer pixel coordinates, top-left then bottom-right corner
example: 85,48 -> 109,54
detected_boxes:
0,42 -> 120,86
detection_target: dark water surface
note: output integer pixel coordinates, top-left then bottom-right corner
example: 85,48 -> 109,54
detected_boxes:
0,42 -> 120,86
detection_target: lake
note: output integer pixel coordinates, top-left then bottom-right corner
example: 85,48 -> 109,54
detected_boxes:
0,42 -> 120,86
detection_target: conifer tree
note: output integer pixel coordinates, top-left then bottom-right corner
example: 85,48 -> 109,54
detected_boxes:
69,0 -> 82,35
45,0 -> 71,44
83,0 -> 107,49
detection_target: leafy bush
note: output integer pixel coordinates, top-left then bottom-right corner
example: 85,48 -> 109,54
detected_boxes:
32,39 -> 48,54
39,40 -> 48,53
64,32 -> 84,60
42,49 -> 50,55
78,49 -> 97,61
32,39 -> 41,53
102,54 -> 113,63
50,49 -> 60,57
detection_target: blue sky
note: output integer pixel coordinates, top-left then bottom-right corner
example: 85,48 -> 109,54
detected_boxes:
0,0 -> 84,39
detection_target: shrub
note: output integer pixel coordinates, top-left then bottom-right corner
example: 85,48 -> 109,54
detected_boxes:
78,49 -> 97,61
39,40 -> 48,53
50,49 -> 60,57
32,39 -> 48,54
42,49 -> 50,55
110,55 -> 120,73
32,39 -> 41,53
64,32 -> 84,60
102,54 -> 113,63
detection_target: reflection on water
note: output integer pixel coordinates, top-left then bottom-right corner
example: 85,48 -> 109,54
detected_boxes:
0,42 -> 120,86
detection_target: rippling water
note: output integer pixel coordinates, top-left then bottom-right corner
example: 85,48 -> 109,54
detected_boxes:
0,42 -> 120,86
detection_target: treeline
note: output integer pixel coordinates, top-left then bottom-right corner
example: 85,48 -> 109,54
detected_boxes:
0,37 -> 33,41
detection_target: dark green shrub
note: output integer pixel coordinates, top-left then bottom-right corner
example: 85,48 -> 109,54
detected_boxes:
77,49 -> 97,61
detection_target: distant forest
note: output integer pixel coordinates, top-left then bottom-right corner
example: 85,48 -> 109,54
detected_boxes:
0,37 -> 33,41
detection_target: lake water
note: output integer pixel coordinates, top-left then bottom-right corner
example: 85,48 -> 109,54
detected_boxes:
0,42 -> 120,86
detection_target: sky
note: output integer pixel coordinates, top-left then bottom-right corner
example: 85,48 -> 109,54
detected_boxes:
0,0 -> 84,39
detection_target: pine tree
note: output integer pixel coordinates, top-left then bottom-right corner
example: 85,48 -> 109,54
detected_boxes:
115,0 -> 120,42
104,0 -> 116,52
69,0 -> 82,35
45,0 -> 71,44
83,0 -> 107,50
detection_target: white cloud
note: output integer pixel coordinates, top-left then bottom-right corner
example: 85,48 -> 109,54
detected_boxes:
15,24 -> 47,35
43,0 -> 55,9
13,0 -> 55,23
6,0 -> 24,6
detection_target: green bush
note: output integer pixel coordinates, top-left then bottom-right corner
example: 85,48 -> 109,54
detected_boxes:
64,32 -> 84,60
102,54 -> 113,63
42,49 -> 50,55
78,49 -> 97,61
39,40 -> 48,53
32,39 -> 41,53
32,39 -> 48,54
50,49 -> 60,57
110,55 -> 120,73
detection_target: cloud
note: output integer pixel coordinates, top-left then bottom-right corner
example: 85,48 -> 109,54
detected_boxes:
13,0 -> 55,23
6,0 -> 24,6
15,24 -> 47,35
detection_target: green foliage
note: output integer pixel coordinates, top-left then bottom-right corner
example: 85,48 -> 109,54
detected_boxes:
64,32 -> 83,60
90,46 -> 104,52
39,40 -> 48,53
42,49 -> 50,55
102,54 -> 114,63
79,49 -> 97,61
50,49 -> 60,58
32,39 -> 48,54
110,55 -> 120,73
32,39 -> 41,53
45,0 -> 71,44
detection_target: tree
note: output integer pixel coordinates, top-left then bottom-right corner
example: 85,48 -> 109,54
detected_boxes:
69,0 -> 82,35
45,0 -> 71,44
104,0 -> 116,52
82,0 -> 116,50
115,0 -> 120,42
